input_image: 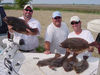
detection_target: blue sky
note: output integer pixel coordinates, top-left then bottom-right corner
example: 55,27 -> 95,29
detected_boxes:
32,0 -> 100,4
1,0 -> 100,5
1,0 -> 14,3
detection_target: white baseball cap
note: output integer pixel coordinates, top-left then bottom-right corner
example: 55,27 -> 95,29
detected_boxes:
70,16 -> 80,22
24,4 -> 33,10
52,11 -> 62,18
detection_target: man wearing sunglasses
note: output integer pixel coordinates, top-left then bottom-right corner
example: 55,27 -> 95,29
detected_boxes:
68,16 -> 94,56
44,11 -> 69,54
8,4 -> 41,52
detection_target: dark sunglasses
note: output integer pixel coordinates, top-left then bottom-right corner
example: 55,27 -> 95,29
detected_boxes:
54,17 -> 61,19
25,9 -> 33,12
71,21 -> 80,25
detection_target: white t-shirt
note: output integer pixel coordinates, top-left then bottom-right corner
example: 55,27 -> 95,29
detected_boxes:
68,30 -> 94,43
13,16 -> 41,50
45,22 -> 69,54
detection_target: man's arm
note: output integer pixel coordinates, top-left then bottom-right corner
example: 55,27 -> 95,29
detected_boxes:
44,41 -> 51,54
7,25 -> 14,33
88,46 -> 94,52
26,28 -> 39,35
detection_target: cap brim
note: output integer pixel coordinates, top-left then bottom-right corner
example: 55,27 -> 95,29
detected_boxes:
52,15 -> 61,18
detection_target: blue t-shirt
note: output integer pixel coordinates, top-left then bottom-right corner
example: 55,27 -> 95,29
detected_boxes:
0,6 -> 8,34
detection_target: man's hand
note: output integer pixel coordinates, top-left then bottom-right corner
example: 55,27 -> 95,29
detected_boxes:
44,50 -> 51,54
88,46 -> 94,52
8,25 -> 14,33
26,28 -> 39,35
44,41 -> 51,54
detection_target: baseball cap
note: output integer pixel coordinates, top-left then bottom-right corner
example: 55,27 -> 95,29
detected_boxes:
70,16 -> 80,22
52,11 -> 62,18
24,4 -> 33,10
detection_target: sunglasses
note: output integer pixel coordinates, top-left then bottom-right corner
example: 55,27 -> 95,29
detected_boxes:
71,21 -> 80,25
54,17 -> 61,19
25,9 -> 33,12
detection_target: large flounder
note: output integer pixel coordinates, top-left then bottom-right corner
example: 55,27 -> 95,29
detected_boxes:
73,55 -> 89,73
60,38 -> 90,53
63,53 -> 78,72
3,16 -> 37,34
37,53 -> 61,67
37,52 -> 70,70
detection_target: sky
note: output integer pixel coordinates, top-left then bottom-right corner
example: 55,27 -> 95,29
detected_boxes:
1,0 -> 100,5
32,0 -> 100,4
1,0 -> 14,3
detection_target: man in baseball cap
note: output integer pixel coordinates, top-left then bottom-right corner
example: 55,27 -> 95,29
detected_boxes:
8,4 -> 41,52
44,11 -> 69,54
68,16 -> 94,56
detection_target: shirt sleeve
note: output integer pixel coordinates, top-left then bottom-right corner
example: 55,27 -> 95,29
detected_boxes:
45,25 -> 54,43
29,20 -> 41,35
86,30 -> 95,43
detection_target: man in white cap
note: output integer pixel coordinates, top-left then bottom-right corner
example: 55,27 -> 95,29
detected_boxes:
68,16 -> 94,56
44,11 -> 69,54
8,4 -> 41,52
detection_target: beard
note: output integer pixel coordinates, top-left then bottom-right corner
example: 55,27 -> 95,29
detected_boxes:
24,13 -> 32,19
